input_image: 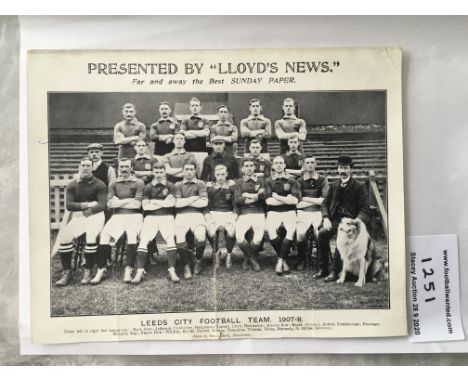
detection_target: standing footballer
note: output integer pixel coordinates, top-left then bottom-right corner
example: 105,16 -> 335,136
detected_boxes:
239,98 -> 272,154
179,97 -> 210,172
113,103 -> 147,160
274,98 -> 307,155
209,105 -> 238,156
150,102 -> 180,158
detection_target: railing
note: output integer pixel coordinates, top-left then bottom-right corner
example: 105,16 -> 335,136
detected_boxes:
50,174 -> 75,256
368,170 -> 388,238
49,174 -> 75,230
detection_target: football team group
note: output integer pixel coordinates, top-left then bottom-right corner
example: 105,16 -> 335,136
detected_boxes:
54,97 -> 370,287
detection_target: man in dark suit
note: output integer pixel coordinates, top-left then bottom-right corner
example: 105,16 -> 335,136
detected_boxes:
87,143 -> 116,187
200,136 -> 240,182
314,155 -> 370,281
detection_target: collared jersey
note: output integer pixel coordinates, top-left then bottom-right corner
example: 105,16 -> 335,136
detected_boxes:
240,115 -> 272,152
180,115 -> 210,152
108,176 -> 145,214
65,176 -> 107,215
143,180 -> 177,216
175,179 -> 208,214
297,174 -> 329,212
209,121 -> 238,147
275,116 -> 307,154
150,117 -> 180,155
264,174 -> 300,212
282,151 -> 306,173
131,155 -> 158,184
200,151 -> 240,182
113,118 -> 147,159
246,154 -> 271,179
233,176 -> 266,215
161,149 -> 196,184
206,180 -> 239,215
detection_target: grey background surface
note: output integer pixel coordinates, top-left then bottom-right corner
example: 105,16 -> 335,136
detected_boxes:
2,15 -> 468,365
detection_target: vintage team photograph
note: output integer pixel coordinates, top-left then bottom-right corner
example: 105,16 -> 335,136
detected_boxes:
48,90 -> 389,317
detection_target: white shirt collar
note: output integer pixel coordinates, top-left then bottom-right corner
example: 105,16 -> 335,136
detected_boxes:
117,175 -> 138,183
303,171 -> 319,180
182,178 -> 197,184
341,175 -> 351,185
243,174 -> 258,182
171,148 -> 186,154
151,178 -> 167,186
134,153 -> 151,160
272,172 -> 289,180
158,117 -> 175,123
247,115 -> 266,121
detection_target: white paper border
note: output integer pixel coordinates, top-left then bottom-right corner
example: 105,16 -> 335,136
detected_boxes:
19,15 -> 468,354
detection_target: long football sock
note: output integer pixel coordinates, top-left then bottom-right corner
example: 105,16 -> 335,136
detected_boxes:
195,240 -> 206,261
96,244 -> 111,268
84,242 -> 97,270
176,241 -> 192,265
136,248 -> 148,269
58,242 -> 74,270
279,238 -> 293,259
226,235 -> 236,253
238,240 -> 251,259
166,246 -> 178,268
269,236 -> 281,256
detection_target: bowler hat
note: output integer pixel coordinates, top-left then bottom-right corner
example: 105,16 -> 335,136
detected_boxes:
337,155 -> 353,166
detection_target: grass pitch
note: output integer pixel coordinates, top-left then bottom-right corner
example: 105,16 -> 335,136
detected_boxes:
50,239 -> 389,317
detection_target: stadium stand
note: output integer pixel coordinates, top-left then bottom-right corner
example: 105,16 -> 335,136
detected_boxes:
49,138 -> 387,176
49,125 -> 387,238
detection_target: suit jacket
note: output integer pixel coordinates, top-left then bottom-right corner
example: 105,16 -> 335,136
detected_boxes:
321,177 -> 370,224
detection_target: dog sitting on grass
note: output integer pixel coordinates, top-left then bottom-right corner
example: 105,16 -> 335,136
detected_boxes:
336,218 -> 387,287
